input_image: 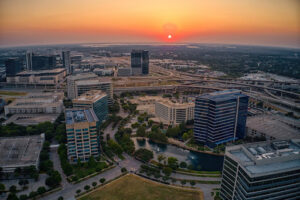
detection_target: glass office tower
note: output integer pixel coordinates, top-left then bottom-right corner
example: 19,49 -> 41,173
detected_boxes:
194,89 -> 248,147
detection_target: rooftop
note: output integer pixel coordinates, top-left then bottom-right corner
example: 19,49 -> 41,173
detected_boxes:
247,115 -> 300,140
65,108 -> 99,125
227,139 -> 300,177
68,72 -> 98,81
156,99 -> 194,108
0,134 -> 44,170
17,68 -> 65,75
76,78 -> 111,86
4,114 -> 59,126
198,89 -> 248,102
73,90 -> 107,102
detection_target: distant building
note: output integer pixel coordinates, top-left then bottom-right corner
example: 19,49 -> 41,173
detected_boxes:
3,114 -> 59,126
93,69 -> 114,76
67,73 -> 98,99
4,92 -> 64,115
65,109 -> 99,162
155,100 -> 194,125
73,90 -> 108,125
220,139 -> 300,200
131,50 -> 149,75
62,51 -> 72,74
117,67 -> 132,76
194,89 -> 249,147
6,68 -> 66,85
5,58 -> 23,77
32,54 -> 56,70
26,51 -> 33,71
0,134 -> 45,173
246,115 -> 300,140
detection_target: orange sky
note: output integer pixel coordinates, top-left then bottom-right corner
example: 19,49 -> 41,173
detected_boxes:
0,0 -> 299,47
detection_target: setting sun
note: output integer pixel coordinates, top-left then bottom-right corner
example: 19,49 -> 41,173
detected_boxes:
168,35 -> 172,39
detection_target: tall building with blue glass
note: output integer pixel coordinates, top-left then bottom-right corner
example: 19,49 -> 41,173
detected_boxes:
194,89 -> 248,147
72,90 -> 108,127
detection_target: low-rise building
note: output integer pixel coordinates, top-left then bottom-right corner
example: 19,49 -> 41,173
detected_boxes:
0,134 -> 45,173
65,109 -> 99,163
73,90 -> 108,125
155,99 -> 194,125
246,115 -> 300,140
67,73 -> 98,99
117,68 -> 132,76
220,139 -> 300,200
4,92 -> 64,115
6,68 -> 66,85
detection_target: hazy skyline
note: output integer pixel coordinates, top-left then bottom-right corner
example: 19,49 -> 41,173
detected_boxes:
0,0 -> 299,48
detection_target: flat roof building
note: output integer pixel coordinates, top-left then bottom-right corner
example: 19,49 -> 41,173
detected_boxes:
220,139 -> 300,200
246,115 -> 300,140
73,90 -> 108,125
6,68 -> 66,85
131,50 -> 149,75
155,100 -> 194,125
0,134 -> 45,173
4,92 -> 64,116
194,89 -> 249,147
65,109 -> 99,163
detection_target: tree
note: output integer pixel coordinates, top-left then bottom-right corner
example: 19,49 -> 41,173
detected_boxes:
58,196 -> 64,200
92,182 -> 97,188
162,167 -> 172,176
37,186 -> 46,195
107,139 -> 123,155
190,180 -> 196,186
0,183 -> 5,194
7,193 -> 18,200
19,194 -> 27,200
134,148 -> 154,162
76,189 -> 81,194
9,185 -> 17,193
181,180 -> 187,186
45,170 -> 62,188
84,185 -> 90,191
88,156 -> 96,167
121,167 -> 127,173
167,157 -> 179,170
100,178 -> 106,184
136,126 -> 146,137
157,154 -> 166,164
179,161 -> 187,168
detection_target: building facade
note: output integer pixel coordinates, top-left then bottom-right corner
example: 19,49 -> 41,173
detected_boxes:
67,73 -> 99,99
4,92 -> 64,115
5,58 -> 23,77
6,68 -> 66,85
131,50 -> 149,75
155,100 -> 194,125
65,109 -> 99,163
73,90 -> 108,125
194,89 -> 249,147
62,51 -> 71,75
220,140 -> 300,200
26,51 -> 33,71
32,54 -> 56,70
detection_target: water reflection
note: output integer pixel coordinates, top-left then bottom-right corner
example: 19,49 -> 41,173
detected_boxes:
132,138 -> 224,171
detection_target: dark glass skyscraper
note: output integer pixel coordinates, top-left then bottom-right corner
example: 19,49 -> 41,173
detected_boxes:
32,54 -> 56,70
62,51 -> 71,74
131,50 -> 149,75
194,89 -> 248,147
5,58 -> 23,77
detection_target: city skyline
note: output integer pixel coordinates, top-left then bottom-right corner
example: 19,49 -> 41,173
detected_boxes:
0,0 -> 299,48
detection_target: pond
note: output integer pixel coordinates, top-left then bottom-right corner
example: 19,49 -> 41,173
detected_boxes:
132,138 -> 224,171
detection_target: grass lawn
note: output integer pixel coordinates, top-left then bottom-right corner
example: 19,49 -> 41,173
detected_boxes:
0,90 -> 27,96
79,174 -> 203,200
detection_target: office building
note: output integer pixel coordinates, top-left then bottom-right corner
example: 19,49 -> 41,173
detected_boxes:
73,90 -> 108,125
5,58 -> 23,77
220,139 -> 300,200
194,89 -> 249,147
4,92 -> 64,115
26,51 -> 33,71
155,100 -> 194,125
6,68 -> 66,85
0,134 -> 45,173
65,109 -> 99,163
131,50 -> 149,75
62,51 -> 72,74
117,67 -> 132,76
67,73 -> 98,99
32,54 -> 56,70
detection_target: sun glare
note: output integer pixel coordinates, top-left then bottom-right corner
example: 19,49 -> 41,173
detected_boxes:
168,34 -> 172,39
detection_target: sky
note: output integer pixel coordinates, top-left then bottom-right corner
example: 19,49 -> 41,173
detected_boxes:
0,0 -> 299,48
